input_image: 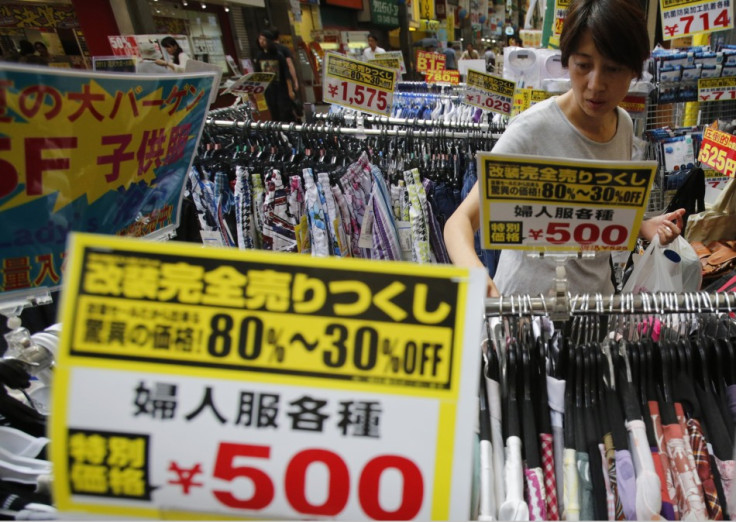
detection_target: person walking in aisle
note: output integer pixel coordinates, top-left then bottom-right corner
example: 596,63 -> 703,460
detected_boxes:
156,36 -> 189,72
363,33 -> 386,60
443,0 -> 686,297
460,42 -> 479,60
254,29 -> 296,122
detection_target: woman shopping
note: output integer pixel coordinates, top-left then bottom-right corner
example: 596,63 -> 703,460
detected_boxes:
156,36 -> 189,73
443,0 -> 686,297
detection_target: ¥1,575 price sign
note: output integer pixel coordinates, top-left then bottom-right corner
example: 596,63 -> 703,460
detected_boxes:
659,0 -> 732,40
477,153 -> 656,251
51,233 -> 485,520
464,69 -> 516,116
323,53 -> 396,116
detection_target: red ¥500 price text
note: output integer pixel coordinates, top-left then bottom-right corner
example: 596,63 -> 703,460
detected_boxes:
212,442 -> 424,519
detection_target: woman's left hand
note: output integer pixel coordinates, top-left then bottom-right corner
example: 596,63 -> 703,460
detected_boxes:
639,208 -> 686,246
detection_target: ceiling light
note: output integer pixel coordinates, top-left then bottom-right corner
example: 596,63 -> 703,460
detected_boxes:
224,5 -> 230,11
201,2 -> 206,8
182,0 -> 188,5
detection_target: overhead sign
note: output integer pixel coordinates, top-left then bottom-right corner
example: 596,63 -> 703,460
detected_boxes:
698,76 -> 736,102
323,53 -> 396,116
660,0 -> 733,40
51,233 -> 485,520
477,153 -> 656,251
416,50 -> 446,74
222,72 -> 274,97
369,0 -> 399,27
698,125 -> 736,177
465,69 -> 515,116
0,64 -> 215,301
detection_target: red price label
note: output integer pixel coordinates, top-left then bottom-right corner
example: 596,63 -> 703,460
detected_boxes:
231,83 -> 265,95
661,5 -> 731,40
698,127 -> 736,177
324,81 -> 391,115
539,222 -> 629,246
416,51 -> 446,74
211,442 -> 423,518
426,70 -> 460,85
323,53 -> 395,116
464,91 -> 512,115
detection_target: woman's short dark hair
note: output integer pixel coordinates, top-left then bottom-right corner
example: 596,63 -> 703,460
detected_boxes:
560,0 -> 650,78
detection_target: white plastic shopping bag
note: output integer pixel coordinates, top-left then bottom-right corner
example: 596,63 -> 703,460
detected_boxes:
622,235 -> 702,293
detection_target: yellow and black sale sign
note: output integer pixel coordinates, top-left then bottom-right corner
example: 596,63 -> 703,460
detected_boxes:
51,232 -> 485,520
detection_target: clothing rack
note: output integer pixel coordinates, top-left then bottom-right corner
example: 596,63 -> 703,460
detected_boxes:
204,118 -> 493,140
312,111 -> 495,132
485,291 -> 736,319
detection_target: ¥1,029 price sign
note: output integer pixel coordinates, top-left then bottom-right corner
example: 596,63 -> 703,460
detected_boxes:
477,153 -> 656,251
659,0 -> 732,40
51,233 -> 485,520
323,53 -> 396,116
223,71 -> 275,97
464,69 -> 516,116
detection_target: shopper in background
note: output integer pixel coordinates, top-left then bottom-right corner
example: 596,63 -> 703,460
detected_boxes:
156,36 -> 189,72
137,41 -> 171,73
484,45 -> 496,72
363,33 -> 385,60
460,42 -> 479,60
444,0 -> 686,297
269,27 -> 299,94
33,41 -> 50,64
254,29 -> 296,122
508,35 -> 522,47
18,40 -> 45,65
441,43 -> 458,70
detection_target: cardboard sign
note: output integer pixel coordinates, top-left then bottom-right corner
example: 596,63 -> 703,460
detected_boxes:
477,153 -> 656,251
698,126 -> 736,177
0,64 -> 215,299
223,72 -> 275,97
323,53 -> 396,117
464,69 -> 516,116
426,69 -> 461,85
660,0 -> 733,40
51,233 -> 485,520
698,76 -> 736,102
416,51 -> 446,74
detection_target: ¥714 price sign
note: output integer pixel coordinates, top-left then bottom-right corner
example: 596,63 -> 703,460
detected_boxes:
698,76 -> 736,102
323,53 -> 396,116
477,153 -> 656,251
464,69 -> 516,116
51,233 -> 485,520
660,0 -> 732,40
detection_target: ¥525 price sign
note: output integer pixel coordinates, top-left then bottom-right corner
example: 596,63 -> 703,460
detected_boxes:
464,69 -> 516,116
660,0 -> 732,40
477,153 -> 656,251
698,125 -> 736,177
323,53 -> 396,116
52,233 -> 484,520
223,72 -> 275,97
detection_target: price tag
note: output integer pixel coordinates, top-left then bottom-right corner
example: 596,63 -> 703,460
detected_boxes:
464,69 -> 516,116
426,69 -> 460,85
368,56 -> 401,72
704,169 -> 731,205
223,72 -> 275,97
698,126 -> 736,177
51,233 -> 485,520
619,94 -> 647,114
416,50 -> 446,74
382,51 -> 407,74
660,0 -> 733,40
477,153 -> 656,251
323,53 -> 396,116
698,76 -> 736,102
